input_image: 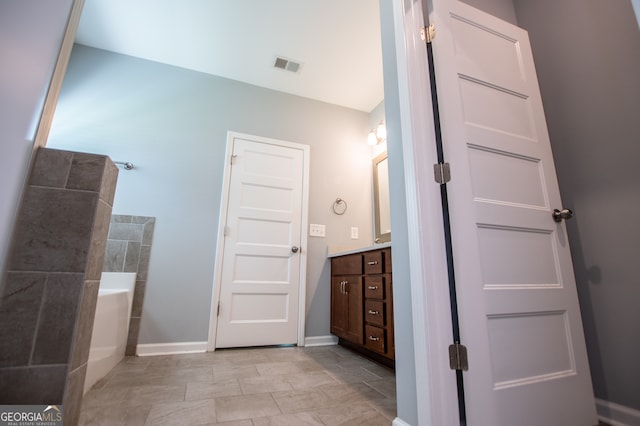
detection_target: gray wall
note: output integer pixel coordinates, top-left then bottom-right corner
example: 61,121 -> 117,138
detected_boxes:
48,45 -> 377,345
0,0 -> 74,276
513,0 -> 640,412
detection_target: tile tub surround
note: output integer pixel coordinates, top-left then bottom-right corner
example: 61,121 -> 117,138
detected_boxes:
0,148 -> 118,426
103,215 -> 155,356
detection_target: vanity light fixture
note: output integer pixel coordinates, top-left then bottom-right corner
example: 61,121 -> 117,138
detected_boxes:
368,121 -> 387,146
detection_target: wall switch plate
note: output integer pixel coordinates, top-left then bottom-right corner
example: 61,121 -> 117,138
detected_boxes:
309,224 -> 326,237
351,227 -> 359,239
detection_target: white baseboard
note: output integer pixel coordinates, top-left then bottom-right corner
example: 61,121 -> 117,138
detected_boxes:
136,341 -> 208,357
304,335 -> 338,347
137,338 -> 339,355
392,417 -> 411,426
596,398 -> 640,426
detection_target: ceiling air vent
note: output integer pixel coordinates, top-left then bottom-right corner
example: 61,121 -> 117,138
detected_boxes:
273,56 -> 301,73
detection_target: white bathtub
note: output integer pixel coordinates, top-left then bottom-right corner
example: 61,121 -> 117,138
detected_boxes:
83,272 -> 136,394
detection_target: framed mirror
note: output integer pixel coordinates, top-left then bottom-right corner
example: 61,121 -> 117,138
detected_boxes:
373,152 -> 391,243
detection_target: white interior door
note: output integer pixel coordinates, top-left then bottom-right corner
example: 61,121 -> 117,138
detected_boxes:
215,133 -> 308,348
428,1 -> 598,424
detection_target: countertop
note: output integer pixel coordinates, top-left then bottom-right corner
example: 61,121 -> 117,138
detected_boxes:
327,242 -> 391,258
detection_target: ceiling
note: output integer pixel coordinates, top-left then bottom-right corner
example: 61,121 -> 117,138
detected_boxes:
74,0 -> 384,113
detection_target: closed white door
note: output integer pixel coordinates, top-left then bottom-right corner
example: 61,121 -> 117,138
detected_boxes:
428,1 -> 597,424
215,133 -> 308,348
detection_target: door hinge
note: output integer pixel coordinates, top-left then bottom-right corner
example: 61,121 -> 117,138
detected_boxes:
224,225 -> 231,237
230,154 -> 237,165
217,302 -> 221,317
421,24 -> 436,43
433,162 -> 451,184
449,343 -> 469,371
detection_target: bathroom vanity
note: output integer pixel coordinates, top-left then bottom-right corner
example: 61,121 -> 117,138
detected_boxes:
329,244 -> 394,367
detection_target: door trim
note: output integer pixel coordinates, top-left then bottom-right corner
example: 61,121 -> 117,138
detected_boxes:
207,131 -> 310,351
385,0 -> 459,424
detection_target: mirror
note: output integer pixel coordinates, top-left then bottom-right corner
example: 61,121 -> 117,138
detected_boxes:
373,152 -> 391,243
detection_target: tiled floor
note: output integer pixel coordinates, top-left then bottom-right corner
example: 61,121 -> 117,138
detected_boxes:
79,345 -> 397,425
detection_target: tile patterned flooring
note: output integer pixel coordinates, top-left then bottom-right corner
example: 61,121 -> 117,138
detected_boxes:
79,345 -> 397,425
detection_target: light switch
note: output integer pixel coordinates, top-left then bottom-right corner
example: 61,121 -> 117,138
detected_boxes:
309,224 -> 326,237
351,227 -> 359,239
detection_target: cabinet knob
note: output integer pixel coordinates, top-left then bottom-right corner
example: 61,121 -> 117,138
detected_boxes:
367,260 -> 379,266
367,286 -> 378,290
368,336 -> 380,342
368,310 -> 380,315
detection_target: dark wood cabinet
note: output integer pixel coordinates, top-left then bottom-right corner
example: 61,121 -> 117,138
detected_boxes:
330,275 -> 363,344
330,247 -> 394,366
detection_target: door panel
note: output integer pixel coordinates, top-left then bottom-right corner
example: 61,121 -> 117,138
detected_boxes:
428,1 -> 597,424
487,311 -> 574,386
229,293 -> 290,322
468,146 -> 547,209
215,134 -> 307,348
476,225 -> 560,286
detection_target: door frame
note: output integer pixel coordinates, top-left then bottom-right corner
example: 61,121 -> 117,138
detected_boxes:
207,131 -> 310,351
383,0 -> 460,425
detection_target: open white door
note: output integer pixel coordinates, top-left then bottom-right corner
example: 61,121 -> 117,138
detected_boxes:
214,132 -> 309,349
427,1 -> 598,424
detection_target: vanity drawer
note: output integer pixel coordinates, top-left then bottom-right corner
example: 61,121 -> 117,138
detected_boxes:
364,276 -> 384,299
365,300 -> 385,326
365,324 -> 386,354
363,251 -> 383,274
331,253 -> 362,275
384,249 -> 392,272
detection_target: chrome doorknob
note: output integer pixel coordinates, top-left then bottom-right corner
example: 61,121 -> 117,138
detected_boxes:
552,208 -> 574,222
291,246 -> 299,253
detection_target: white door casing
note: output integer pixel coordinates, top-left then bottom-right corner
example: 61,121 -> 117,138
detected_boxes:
427,1 -> 597,425
384,1 -> 460,425
208,132 -> 309,349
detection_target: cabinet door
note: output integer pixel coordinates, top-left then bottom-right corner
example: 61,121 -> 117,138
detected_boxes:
345,277 -> 363,344
330,276 -> 348,338
330,275 -> 363,344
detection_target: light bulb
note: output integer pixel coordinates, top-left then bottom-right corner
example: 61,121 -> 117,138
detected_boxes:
376,123 -> 387,141
368,131 -> 378,146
